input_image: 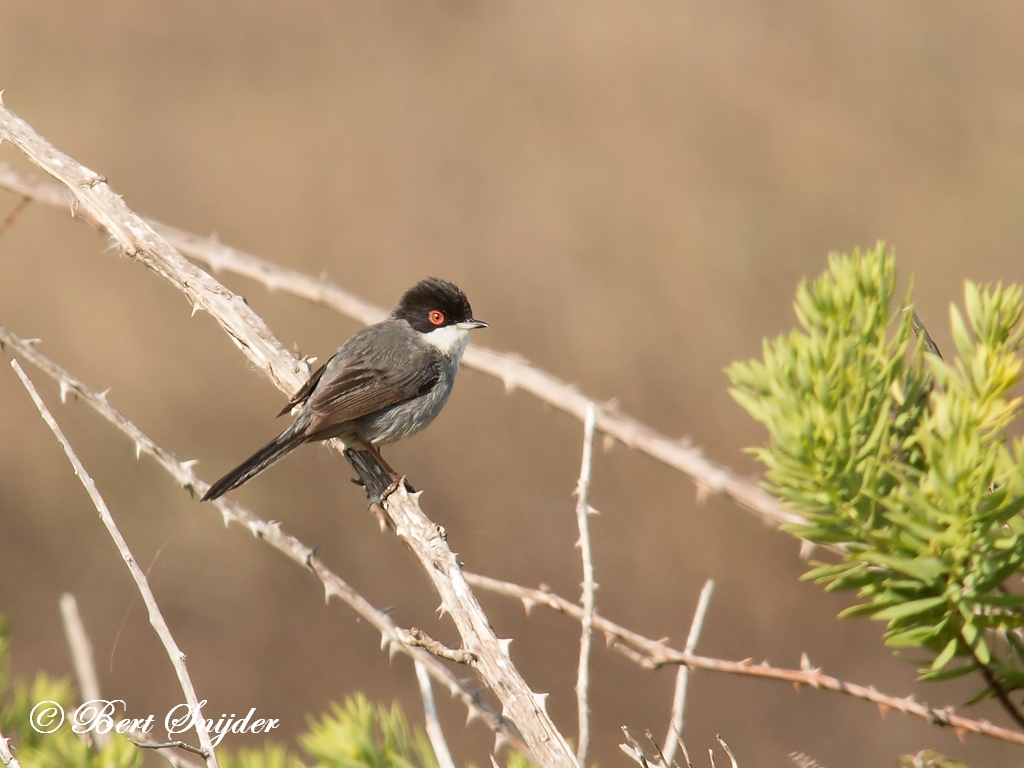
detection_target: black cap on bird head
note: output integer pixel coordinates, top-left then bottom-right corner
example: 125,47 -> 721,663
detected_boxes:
392,278 -> 486,334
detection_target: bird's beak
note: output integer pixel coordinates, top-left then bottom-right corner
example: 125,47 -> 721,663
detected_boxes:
457,319 -> 488,330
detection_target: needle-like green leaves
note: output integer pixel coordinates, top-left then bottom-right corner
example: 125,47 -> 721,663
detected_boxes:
727,244 -> 1024,701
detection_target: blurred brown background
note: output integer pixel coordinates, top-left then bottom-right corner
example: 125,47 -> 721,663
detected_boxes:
2,3 -> 1024,766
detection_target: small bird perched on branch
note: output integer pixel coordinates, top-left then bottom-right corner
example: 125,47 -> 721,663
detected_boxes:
202,277 -> 487,501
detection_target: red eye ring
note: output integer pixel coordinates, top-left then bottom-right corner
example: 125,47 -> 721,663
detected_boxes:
428,310 -> 445,326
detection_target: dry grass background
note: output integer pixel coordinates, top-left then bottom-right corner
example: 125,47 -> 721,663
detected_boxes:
1,3 -> 1024,766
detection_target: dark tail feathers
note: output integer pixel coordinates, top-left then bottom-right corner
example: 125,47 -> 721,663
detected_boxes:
202,427 -> 307,501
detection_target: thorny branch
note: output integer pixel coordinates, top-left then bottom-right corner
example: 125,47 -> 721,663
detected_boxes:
463,572 -> 1024,748
0,323 -> 523,753
403,629 -> 479,666
573,403 -> 598,764
0,727 -> 22,768
10,361 -> 220,768
0,161 -> 796,534
0,102 -> 575,768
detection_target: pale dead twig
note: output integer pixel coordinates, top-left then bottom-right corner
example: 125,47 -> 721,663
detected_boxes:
0,323 -> 522,752
715,736 -> 739,768
415,661 -> 457,768
619,726 -> 652,768
574,402 -> 598,765
10,361 -> 220,768
662,580 -> 714,765
403,628 -> 478,665
0,161 -> 797,535
131,741 -> 209,758
463,572 -> 1024,748
644,729 -> 671,768
678,737 -> 695,768
58,593 -> 108,749
0,103 -> 575,768
128,732 -> 204,768
59,592 -> 204,768
0,727 -> 23,768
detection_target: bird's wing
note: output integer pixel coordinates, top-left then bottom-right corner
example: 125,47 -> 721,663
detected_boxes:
277,360 -> 330,417
304,324 -> 442,436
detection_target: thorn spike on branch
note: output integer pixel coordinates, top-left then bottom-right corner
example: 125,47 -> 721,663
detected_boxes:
493,731 -> 514,755
59,379 -> 70,403
135,441 -> 144,459
694,482 -> 710,505
219,507 -> 231,528
800,652 -> 812,671
532,692 -> 549,711
498,638 -> 513,656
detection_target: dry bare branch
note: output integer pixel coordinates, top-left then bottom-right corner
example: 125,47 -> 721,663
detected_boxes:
619,726 -> 653,768
0,103 -> 576,768
131,741 -> 210,758
128,734 -> 204,768
10,361 -> 220,768
715,736 -> 739,768
0,728 -> 23,768
663,579 -> 714,765
58,594 -> 107,748
0,323 -> 522,752
59,594 -> 200,768
59,594 -> 102,705
573,402 -> 598,764
403,629 -> 478,665
0,161 -> 796,534
415,661 -> 458,768
463,572 -> 1024,748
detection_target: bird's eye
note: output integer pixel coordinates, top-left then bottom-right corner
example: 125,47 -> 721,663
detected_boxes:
428,310 -> 445,326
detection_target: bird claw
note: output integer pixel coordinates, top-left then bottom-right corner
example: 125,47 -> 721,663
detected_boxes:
370,476 -> 414,505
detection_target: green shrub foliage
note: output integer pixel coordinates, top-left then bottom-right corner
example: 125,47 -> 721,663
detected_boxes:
0,620 -> 527,768
0,619 -> 142,768
727,244 -> 1024,698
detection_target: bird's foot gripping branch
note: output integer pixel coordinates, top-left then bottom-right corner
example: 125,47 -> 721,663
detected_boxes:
728,243 -> 1024,725
345,448 -> 415,507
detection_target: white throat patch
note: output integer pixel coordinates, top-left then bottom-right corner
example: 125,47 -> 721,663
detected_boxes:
423,324 -> 471,358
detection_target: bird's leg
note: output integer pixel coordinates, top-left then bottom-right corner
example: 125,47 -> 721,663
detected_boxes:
363,442 -> 403,499
344,442 -> 414,504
